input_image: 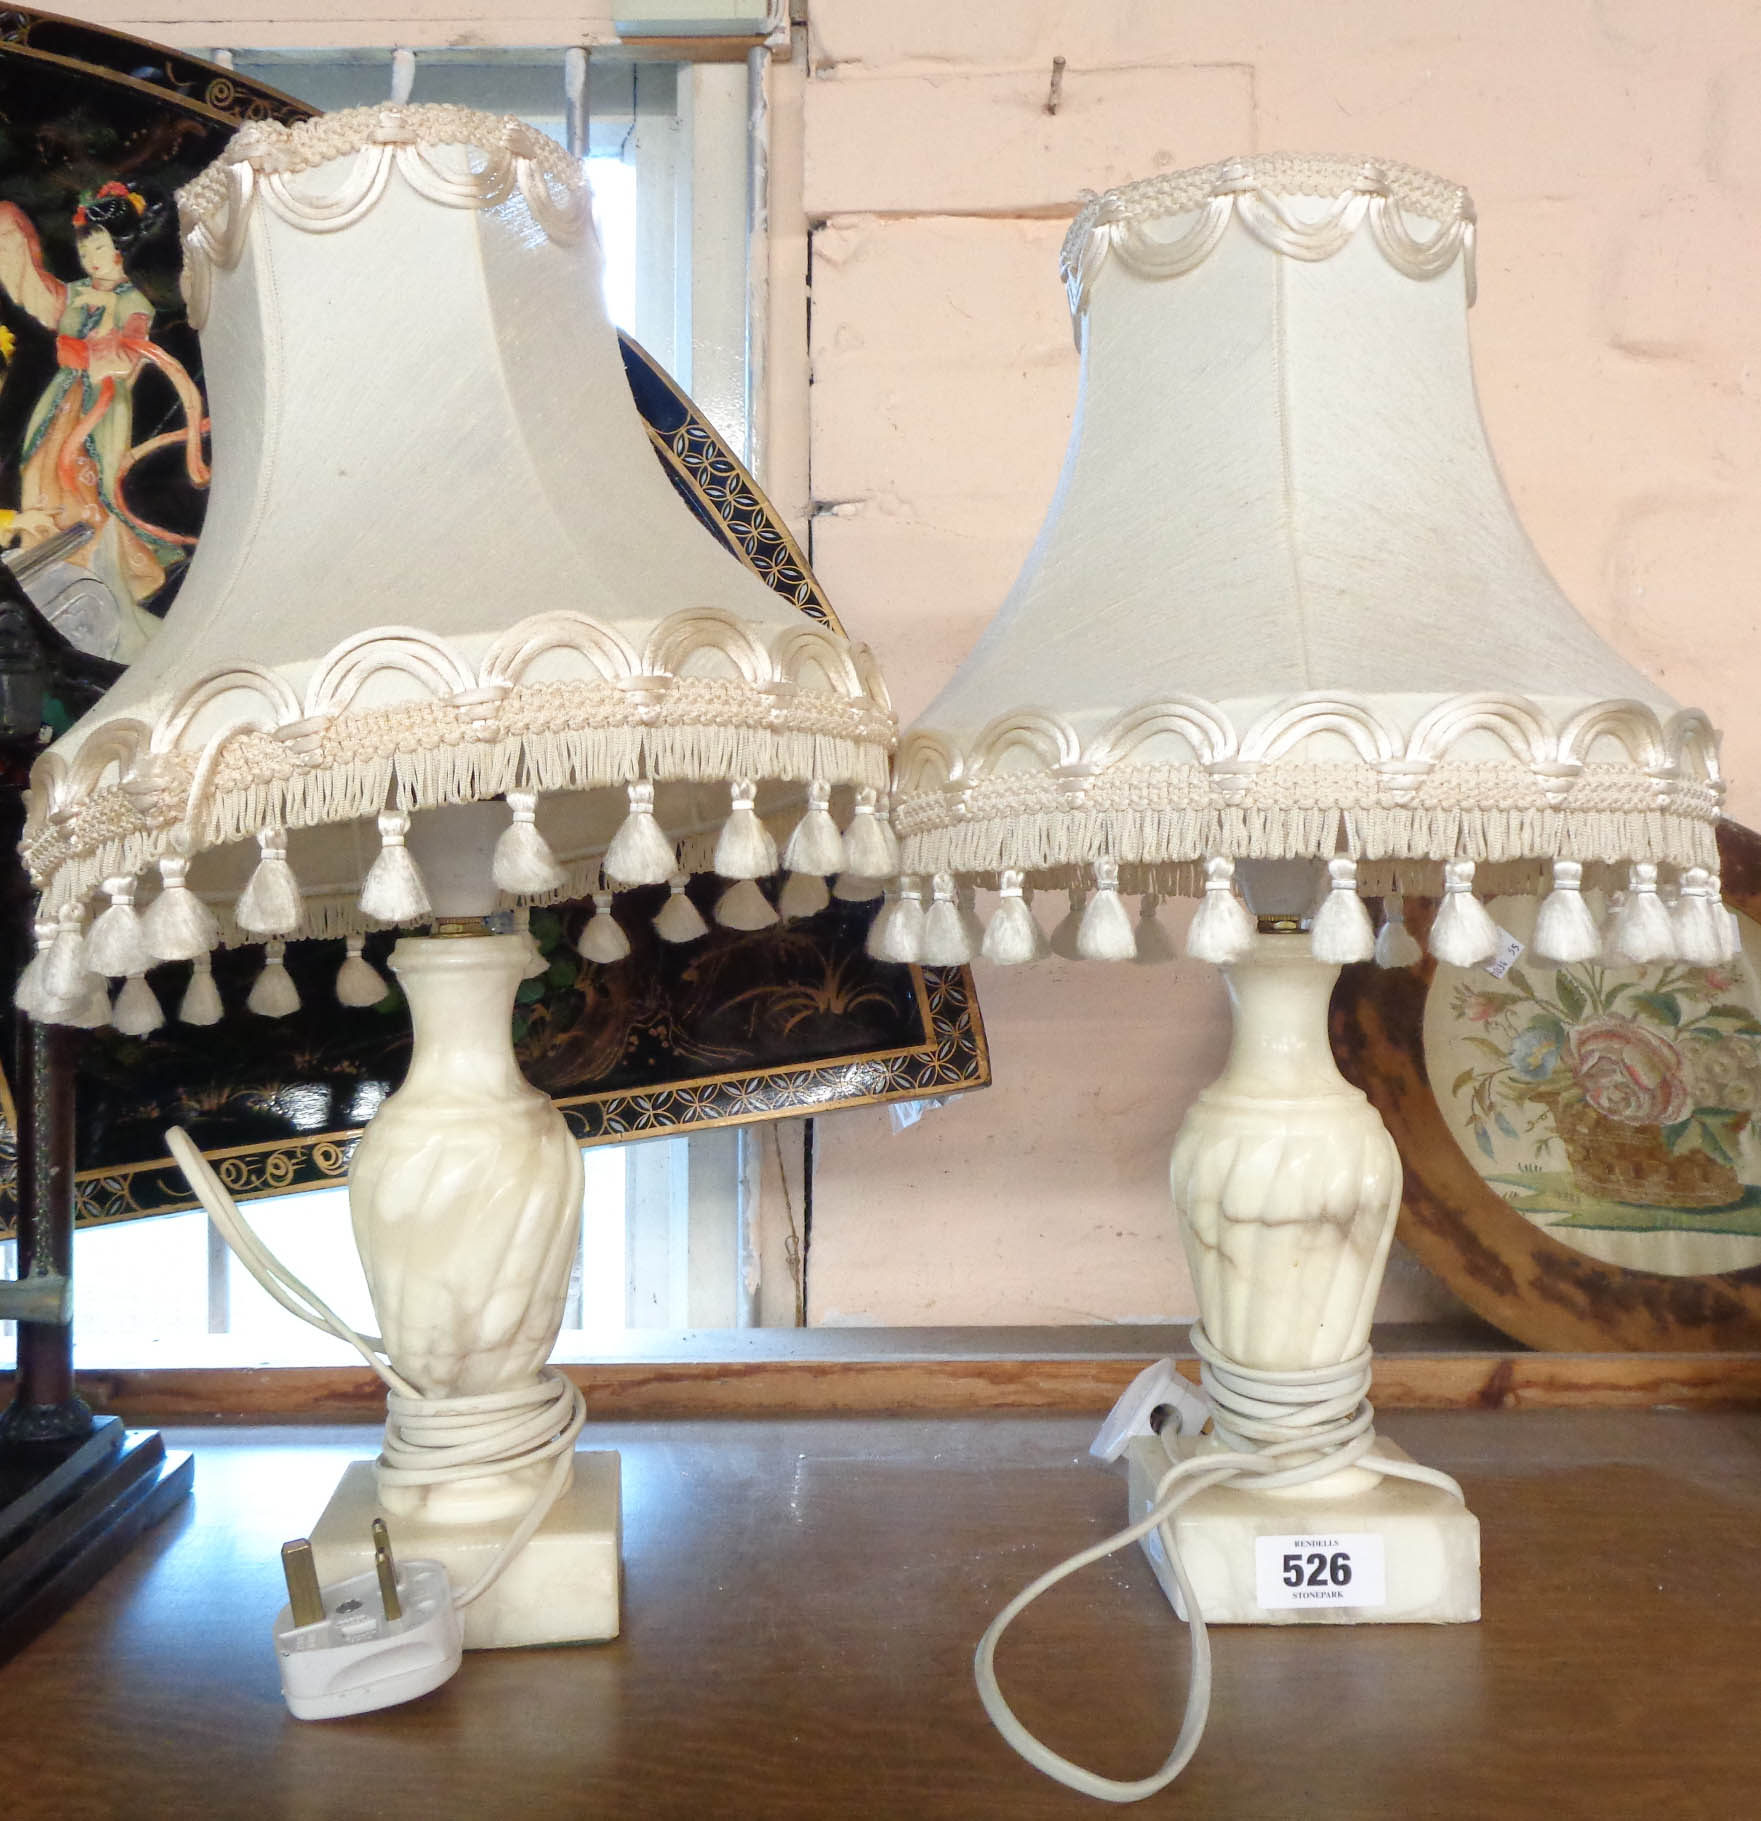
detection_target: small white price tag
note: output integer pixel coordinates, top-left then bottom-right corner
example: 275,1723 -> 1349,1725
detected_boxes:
1254,1534 -> 1387,1610
1481,926 -> 1525,979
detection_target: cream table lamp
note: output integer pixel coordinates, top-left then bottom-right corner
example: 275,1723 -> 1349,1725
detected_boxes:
14,103 -> 896,1653
888,154 -> 1728,1800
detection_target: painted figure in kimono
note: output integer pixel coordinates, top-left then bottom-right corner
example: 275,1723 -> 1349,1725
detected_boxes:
0,183 -> 207,661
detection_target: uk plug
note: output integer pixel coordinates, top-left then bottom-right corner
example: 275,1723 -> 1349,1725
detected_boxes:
273,1519 -> 462,1720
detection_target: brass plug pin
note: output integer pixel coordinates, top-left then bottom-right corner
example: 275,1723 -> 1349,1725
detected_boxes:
281,1538 -> 325,1628
372,1517 -> 402,1623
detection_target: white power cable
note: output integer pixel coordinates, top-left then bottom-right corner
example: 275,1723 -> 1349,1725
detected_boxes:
973,1322 -> 1465,1804
166,1126 -> 584,1608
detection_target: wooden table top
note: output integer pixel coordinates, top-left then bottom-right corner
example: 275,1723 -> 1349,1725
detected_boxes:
3,1408 -> 1758,1820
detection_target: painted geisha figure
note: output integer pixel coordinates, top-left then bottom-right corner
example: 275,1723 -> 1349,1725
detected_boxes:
0,182 -> 207,662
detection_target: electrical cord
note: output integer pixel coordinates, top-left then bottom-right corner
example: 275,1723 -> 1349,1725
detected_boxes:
166,1125 -> 585,1608
972,1321 -> 1465,1804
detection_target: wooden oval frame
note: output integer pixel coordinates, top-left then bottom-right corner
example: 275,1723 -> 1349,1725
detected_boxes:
1329,818 -> 1761,1350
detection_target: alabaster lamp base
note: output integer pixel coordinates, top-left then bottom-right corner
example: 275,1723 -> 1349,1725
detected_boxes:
310,1452 -> 621,1650
1125,1435 -> 1480,1626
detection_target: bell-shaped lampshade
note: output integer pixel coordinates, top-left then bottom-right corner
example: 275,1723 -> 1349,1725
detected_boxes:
889,155 -> 1728,974
18,104 -> 896,1024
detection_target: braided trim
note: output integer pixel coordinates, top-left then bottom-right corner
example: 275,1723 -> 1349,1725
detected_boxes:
1060,154 -> 1477,331
177,104 -> 589,327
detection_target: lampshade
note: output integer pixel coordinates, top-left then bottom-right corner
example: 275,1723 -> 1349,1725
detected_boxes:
888,154 -> 1728,974
18,104 -> 897,1026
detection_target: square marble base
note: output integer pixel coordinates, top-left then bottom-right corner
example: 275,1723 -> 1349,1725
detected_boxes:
1125,1435 -> 1479,1626
308,1451 -> 621,1651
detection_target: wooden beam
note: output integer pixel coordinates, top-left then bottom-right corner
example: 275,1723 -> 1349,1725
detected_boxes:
18,1348 -> 1761,1423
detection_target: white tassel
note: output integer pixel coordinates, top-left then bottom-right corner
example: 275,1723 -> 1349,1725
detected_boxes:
1049,890 -> 1087,959
778,872 -> 831,921
112,973 -> 164,1037
66,975 -> 112,1030
579,893 -> 633,962
43,905 -> 91,1003
141,855 -> 219,962
714,780 -> 778,880
1598,891 -> 1629,968
1707,875 -> 1741,964
981,872 -> 1042,965
336,935 -> 390,1007
87,876 -> 152,978
842,787 -> 900,880
236,828 -> 303,936
247,940 -> 300,1017
493,791 -> 566,895
1021,888 -> 1053,960
1184,856 -> 1256,964
715,878 -> 779,932
833,873 -> 883,901
512,907 -> 549,979
1610,863 -> 1677,965
957,886 -> 986,957
920,873 -> 974,965
360,810 -> 432,925
1671,866 -> 1725,968
1429,859 -> 1500,967
867,876 -> 925,964
604,780 -> 677,888
1532,860 -> 1601,964
1373,894 -> 1425,969
654,875 -> 710,943
1133,893 -> 1177,965
1077,859 -> 1137,961
783,780 -> 847,878
1310,857 -> 1376,964
14,919 -> 55,1019
179,954 -> 224,1026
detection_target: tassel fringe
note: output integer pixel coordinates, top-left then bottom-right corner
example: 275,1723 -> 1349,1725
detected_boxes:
654,876 -> 710,943
1077,859 -> 1137,961
180,955 -> 224,1025
141,855 -> 220,962
604,780 -> 677,888
782,780 -> 847,878
1533,860 -> 1602,964
1373,895 -> 1425,969
360,810 -> 432,925
247,940 -> 301,1017
579,893 -> 633,961
714,780 -> 779,880
920,873 -> 974,966
715,878 -> 779,932
1429,860 -> 1500,967
778,872 -> 831,921
1610,863 -> 1676,965
87,877 -> 151,978
867,876 -> 925,964
1310,858 -> 1375,964
1671,867 -> 1725,967
981,872 -> 1042,965
493,791 -> 567,895
113,973 -> 165,1037
337,935 -> 391,1006
237,828 -> 304,936
842,787 -> 900,880
1185,856 -> 1256,964
1133,893 -> 1177,965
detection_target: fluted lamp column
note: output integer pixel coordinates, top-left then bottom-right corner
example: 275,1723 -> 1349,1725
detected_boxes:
888,155 -> 1728,1800
16,105 -> 898,1655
